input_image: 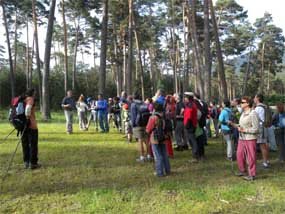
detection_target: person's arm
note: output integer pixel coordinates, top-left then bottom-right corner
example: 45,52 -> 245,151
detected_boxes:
61,97 -> 69,108
146,116 -> 156,134
25,98 -> 34,119
131,104 -> 137,127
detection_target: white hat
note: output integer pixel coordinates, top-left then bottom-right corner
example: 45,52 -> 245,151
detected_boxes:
184,92 -> 194,97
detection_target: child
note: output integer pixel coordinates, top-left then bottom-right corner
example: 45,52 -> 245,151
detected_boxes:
146,102 -> 171,177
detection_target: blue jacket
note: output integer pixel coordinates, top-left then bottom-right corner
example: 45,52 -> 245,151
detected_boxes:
219,107 -> 231,131
97,99 -> 108,113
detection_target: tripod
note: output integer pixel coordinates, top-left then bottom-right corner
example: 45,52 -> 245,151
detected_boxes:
0,128 -> 16,145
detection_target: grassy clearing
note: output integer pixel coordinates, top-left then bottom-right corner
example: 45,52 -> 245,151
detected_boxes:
0,113 -> 285,213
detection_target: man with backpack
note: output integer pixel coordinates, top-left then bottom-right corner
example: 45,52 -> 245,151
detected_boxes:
21,88 -> 40,169
183,92 -> 199,163
146,102 -> 171,177
254,94 -> 271,168
62,90 -> 76,134
131,92 -> 151,162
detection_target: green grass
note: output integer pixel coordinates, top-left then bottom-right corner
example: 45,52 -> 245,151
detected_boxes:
1,113 -> 285,213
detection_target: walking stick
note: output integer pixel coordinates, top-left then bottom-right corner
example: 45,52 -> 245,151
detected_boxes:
0,128 -> 16,145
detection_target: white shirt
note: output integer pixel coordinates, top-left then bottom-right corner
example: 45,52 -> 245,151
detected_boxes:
254,105 -> 265,123
77,101 -> 88,113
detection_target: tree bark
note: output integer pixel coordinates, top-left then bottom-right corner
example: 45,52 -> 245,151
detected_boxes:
126,0 -> 133,96
203,0 -> 211,102
260,42 -> 265,94
209,0 -> 228,100
72,18 -> 80,91
62,0 -> 68,94
99,0 -> 108,95
32,0 -> 43,110
242,50 -> 251,96
26,17 -> 30,89
1,2 -> 15,98
42,0 -> 56,120
13,8 -> 18,73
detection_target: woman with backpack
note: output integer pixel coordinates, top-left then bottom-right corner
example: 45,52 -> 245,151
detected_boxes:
219,99 -> 233,161
273,103 -> 285,162
146,102 -> 171,177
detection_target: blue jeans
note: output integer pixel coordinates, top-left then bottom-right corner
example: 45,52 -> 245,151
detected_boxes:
98,111 -> 109,132
151,143 -> 171,176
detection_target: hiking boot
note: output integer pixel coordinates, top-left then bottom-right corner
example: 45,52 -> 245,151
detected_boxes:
243,176 -> 255,181
30,163 -> 41,170
189,158 -> 198,163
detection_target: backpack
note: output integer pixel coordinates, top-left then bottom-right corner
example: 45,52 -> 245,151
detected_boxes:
224,108 -> 235,130
135,103 -> 151,127
153,114 -> 166,144
258,104 -> 273,128
210,107 -> 217,119
9,96 -> 27,133
196,100 -> 208,127
279,113 -> 285,128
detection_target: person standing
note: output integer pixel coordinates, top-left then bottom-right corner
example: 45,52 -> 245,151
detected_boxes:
272,103 -> 285,162
96,94 -> 109,133
235,96 -> 259,181
254,94 -> 270,168
210,101 -> 219,137
62,90 -> 76,134
219,99 -> 233,160
76,94 -> 88,131
21,88 -> 40,169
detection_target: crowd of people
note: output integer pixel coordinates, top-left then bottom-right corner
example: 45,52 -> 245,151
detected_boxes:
15,87 -> 285,181
59,89 -> 285,180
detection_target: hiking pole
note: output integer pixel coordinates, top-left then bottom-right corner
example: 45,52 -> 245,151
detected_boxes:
0,128 -> 16,145
0,126 -> 26,192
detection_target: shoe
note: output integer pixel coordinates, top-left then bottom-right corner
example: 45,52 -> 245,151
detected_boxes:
24,162 -> 30,169
262,162 -> 270,169
235,171 -> 246,177
183,145 -> 189,150
243,176 -> 255,181
136,157 -> 145,163
146,156 -> 153,162
30,163 -> 41,170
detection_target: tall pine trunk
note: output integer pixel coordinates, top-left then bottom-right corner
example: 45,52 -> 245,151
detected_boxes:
42,0 -> 56,120
127,0 -> 133,96
1,2 -> 15,98
203,0 -> 211,102
13,9 -> 18,73
260,42 -> 265,94
62,0 -> 68,94
32,0 -> 43,110
209,0 -> 227,100
72,18 -> 80,91
99,0 -> 108,95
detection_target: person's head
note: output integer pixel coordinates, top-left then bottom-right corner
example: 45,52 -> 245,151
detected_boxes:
145,98 -> 153,104
173,93 -> 181,102
78,94 -> 84,102
113,96 -> 120,103
156,88 -> 164,97
210,101 -> 216,107
98,93 -> 103,100
67,90 -> 72,97
241,96 -> 253,110
223,99 -> 231,108
121,91 -> 127,98
154,102 -> 164,113
232,98 -> 241,107
127,95 -> 133,102
276,103 -> 285,113
194,93 -> 200,100
108,97 -> 113,103
254,94 -> 264,104
184,93 -> 194,104
133,91 -> 141,100
25,88 -> 36,97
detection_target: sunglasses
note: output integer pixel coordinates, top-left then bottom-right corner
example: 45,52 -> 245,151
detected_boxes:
241,101 -> 247,104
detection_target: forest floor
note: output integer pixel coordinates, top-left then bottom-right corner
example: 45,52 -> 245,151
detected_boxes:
0,112 -> 285,213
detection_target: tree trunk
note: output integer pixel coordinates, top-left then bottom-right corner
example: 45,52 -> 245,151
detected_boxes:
1,2 -> 15,98
32,0 -> 43,110
26,17 -> 30,89
99,0 -> 108,95
242,50 -> 251,96
260,42 -> 265,94
203,0 -> 211,102
13,9 -> 18,73
112,23 -> 122,96
72,18 -> 80,91
127,0 -> 133,96
209,0 -> 227,100
42,0 -> 56,120
133,19 -> 145,100
62,0 -> 68,94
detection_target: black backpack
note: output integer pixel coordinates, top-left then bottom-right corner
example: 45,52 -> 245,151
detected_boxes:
153,114 -> 166,144
8,96 -> 27,133
135,103 -> 151,127
196,100 -> 208,127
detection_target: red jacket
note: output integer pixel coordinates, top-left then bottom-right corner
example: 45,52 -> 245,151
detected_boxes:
183,101 -> 198,128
